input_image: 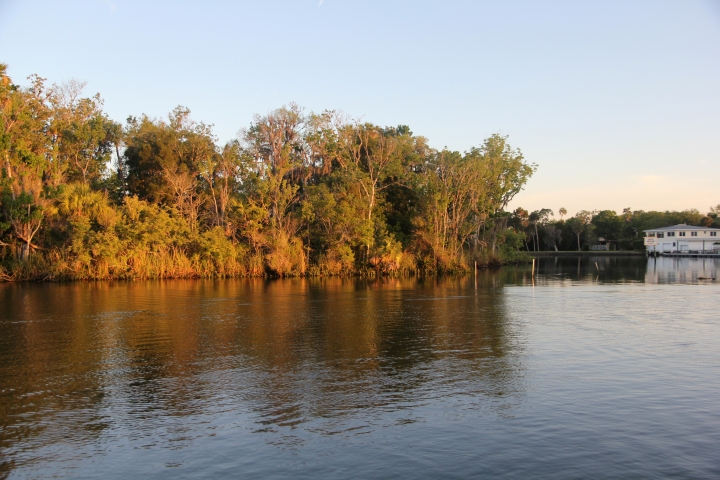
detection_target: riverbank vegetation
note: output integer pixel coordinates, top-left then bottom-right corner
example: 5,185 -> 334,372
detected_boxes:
0,65 -> 536,281
511,206 -> 720,252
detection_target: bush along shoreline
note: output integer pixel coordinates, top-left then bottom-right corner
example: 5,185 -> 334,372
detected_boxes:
5,65 -> 713,282
1,65 -> 537,281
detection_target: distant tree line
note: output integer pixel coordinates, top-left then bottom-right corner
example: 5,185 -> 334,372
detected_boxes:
509,206 -> 720,252
0,65 -> 536,280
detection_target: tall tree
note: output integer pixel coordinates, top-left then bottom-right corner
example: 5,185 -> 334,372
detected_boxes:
241,104 -> 305,235
543,222 -> 562,251
567,210 -> 593,251
0,66 -> 54,259
49,80 -> 118,185
200,140 -> 243,230
528,208 -> 552,251
338,122 -> 404,223
124,107 -> 216,231
559,207 -> 567,221
592,210 -> 622,241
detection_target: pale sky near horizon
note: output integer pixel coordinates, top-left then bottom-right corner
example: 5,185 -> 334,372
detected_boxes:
1,0 -> 719,217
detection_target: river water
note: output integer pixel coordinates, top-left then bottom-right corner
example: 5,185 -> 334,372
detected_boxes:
1,256 -> 719,479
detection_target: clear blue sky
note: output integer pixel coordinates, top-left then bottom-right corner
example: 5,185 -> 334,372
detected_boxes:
1,0 -> 719,215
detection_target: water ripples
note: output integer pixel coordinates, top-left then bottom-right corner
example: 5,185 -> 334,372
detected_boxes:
1,260 -> 719,478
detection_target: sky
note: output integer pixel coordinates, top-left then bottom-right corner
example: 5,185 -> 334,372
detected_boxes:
1,0 -> 719,217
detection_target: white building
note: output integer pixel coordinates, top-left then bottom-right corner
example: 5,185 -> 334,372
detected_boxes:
644,224 -> 720,254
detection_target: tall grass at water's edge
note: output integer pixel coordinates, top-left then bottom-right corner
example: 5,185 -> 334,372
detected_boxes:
0,249 -> 531,282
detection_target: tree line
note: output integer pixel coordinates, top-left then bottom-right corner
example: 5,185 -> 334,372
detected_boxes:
0,65 -> 536,280
509,206 -> 720,252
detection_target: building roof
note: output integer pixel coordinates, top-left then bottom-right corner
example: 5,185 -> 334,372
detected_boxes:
643,224 -> 720,232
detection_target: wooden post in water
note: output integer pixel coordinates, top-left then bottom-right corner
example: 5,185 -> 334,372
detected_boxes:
474,260 -> 478,291
532,258 -> 535,276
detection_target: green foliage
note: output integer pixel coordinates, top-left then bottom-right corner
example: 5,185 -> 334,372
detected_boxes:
1,65 -> 544,280
592,210 -> 622,240
6,64 -> 718,281
506,207 -> 720,252
499,228 -> 525,253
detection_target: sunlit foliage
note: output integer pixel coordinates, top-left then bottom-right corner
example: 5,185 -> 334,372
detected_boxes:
1,66 -> 539,280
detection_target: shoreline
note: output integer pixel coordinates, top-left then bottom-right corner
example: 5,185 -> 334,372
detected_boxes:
527,251 -> 645,257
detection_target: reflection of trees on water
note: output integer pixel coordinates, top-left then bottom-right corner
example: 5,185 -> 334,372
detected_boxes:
494,255 -> 719,285
497,256 -> 650,285
0,283 -> 116,476
0,277 -> 524,472
226,277 -> 523,431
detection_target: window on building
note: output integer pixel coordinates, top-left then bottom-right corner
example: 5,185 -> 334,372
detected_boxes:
647,232 -> 656,237
712,232 -> 717,237
679,232 -> 685,237
658,233 -> 664,238
667,232 -> 674,237
691,232 -> 697,237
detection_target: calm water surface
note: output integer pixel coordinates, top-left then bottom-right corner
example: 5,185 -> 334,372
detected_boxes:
1,256 -> 719,479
